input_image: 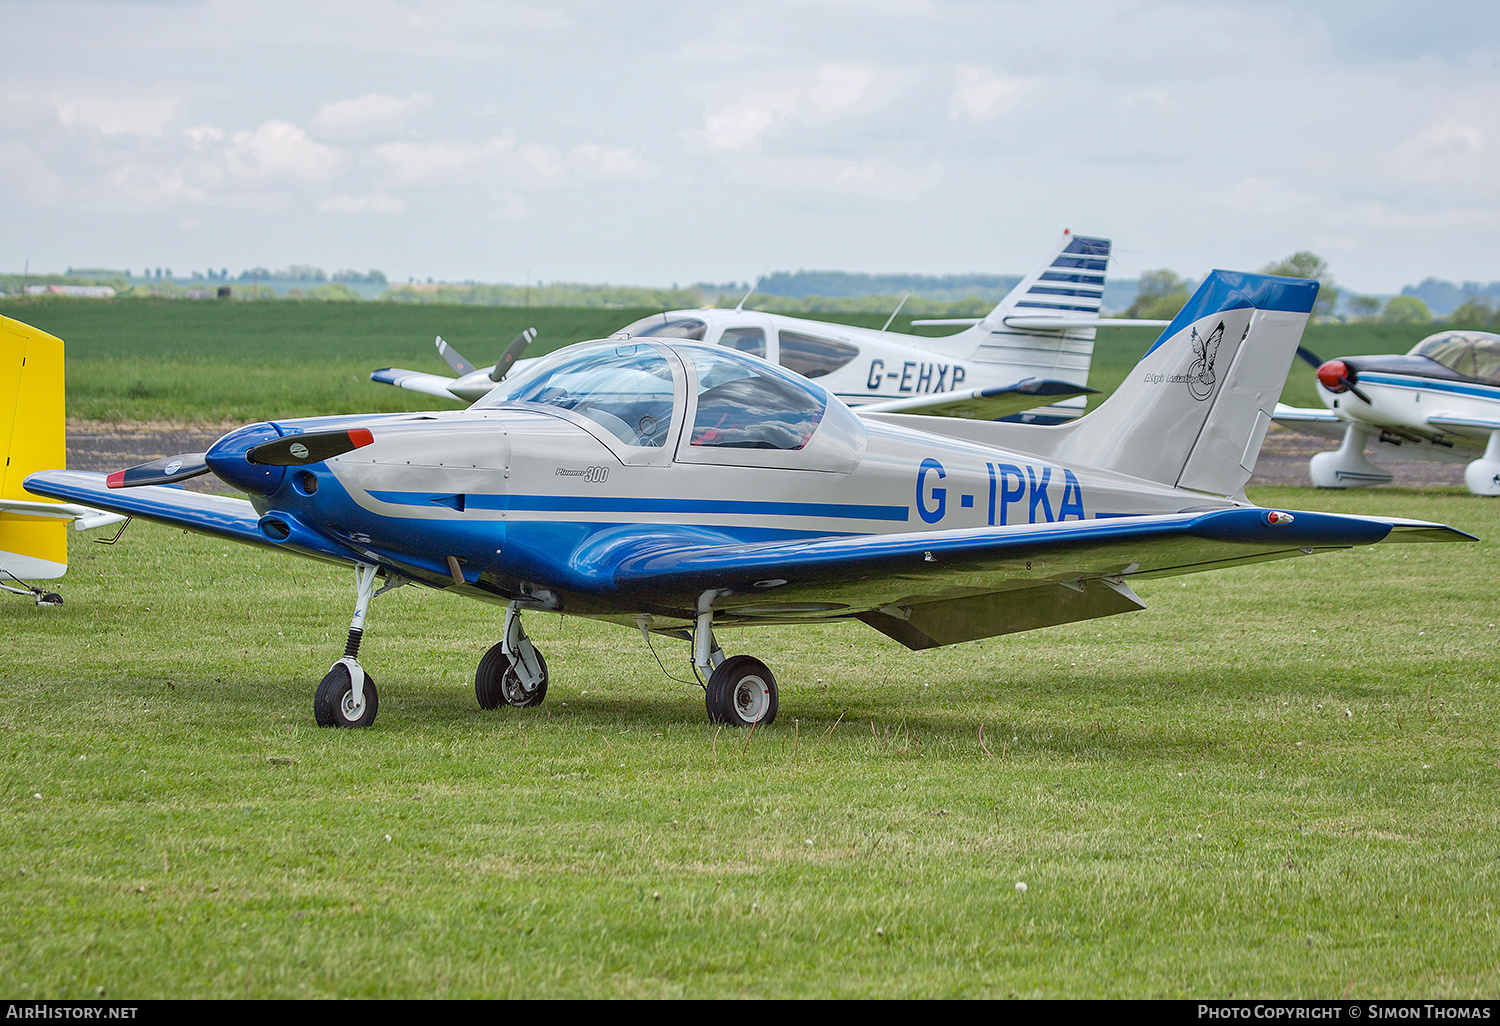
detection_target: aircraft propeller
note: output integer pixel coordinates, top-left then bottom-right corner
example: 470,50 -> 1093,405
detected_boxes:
1315,358 -> 1373,405
106,453 -> 210,489
490,328 -> 537,382
247,428 -> 375,466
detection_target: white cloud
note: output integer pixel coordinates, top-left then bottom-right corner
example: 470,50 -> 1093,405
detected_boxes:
184,124 -> 225,150
567,143 -> 659,180
312,93 -> 433,138
693,87 -> 801,152
731,156 -> 942,201
807,63 -> 874,116
224,121 -> 345,181
318,190 -> 406,215
949,67 -> 1028,121
55,96 -> 180,137
519,143 -> 567,182
369,138 -> 513,185
1204,178 -> 1314,217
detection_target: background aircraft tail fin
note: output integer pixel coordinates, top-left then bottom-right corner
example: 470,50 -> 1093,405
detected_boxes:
922,232 -> 1112,386
0,314 -> 68,581
1051,270 -> 1319,497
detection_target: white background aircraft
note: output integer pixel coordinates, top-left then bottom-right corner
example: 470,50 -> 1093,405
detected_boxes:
1274,329 -> 1500,495
28,271 -> 1467,728
372,232 -> 1169,424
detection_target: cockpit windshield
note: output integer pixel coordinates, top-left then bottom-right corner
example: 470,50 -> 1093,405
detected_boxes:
1409,330 -> 1500,385
617,314 -> 708,340
475,343 -> 676,447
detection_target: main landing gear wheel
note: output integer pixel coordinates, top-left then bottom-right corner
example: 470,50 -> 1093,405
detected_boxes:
314,663 -> 379,728
706,655 -> 778,727
474,643 -> 549,709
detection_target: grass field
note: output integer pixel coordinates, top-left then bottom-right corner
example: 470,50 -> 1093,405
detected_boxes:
7,297 -> 1447,424
1,487 -> 1495,998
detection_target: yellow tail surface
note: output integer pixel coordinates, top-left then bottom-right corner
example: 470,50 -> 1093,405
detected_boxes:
0,313 -> 67,580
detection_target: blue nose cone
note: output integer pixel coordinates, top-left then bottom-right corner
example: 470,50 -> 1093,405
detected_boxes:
206,423 -> 286,495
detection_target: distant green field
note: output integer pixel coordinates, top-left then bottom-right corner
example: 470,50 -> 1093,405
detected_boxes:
7,298 -> 1450,423
0,487 -> 1494,998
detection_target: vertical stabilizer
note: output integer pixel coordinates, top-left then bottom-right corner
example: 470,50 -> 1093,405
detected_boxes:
1050,271 -> 1318,496
933,233 -> 1113,396
0,314 -> 68,580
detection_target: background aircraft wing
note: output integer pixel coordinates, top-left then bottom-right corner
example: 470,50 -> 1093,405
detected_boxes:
610,508 -> 1472,648
0,497 -> 127,531
369,367 -> 463,401
854,378 -> 1098,419
1272,402 -> 1347,442
1426,412 -> 1500,432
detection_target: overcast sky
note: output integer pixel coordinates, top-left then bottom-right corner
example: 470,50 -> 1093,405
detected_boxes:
4,0 -> 1499,293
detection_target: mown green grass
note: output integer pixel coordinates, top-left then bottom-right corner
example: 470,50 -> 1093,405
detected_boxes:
10,298 -> 1444,423
2,487 -> 1495,998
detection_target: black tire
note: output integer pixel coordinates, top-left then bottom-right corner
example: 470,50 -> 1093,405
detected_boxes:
476,643 -> 548,709
313,663 -> 379,728
705,655 -> 777,727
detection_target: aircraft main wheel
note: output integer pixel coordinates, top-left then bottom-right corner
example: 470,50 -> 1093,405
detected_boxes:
476,643 -> 548,708
706,655 -> 778,727
314,663 -> 378,728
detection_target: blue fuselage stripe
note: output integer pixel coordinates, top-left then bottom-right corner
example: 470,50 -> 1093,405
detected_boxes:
366,491 -> 912,522
1360,373 -> 1500,401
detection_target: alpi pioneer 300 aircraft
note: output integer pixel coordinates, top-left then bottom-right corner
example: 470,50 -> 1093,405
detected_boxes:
1274,330 -> 1500,495
371,232 -> 1169,424
26,271 -> 1470,729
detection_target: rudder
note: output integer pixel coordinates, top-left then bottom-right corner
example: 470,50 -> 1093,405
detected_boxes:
0,314 -> 68,580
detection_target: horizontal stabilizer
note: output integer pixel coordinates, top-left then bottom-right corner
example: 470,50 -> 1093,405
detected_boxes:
855,378 -> 1097,420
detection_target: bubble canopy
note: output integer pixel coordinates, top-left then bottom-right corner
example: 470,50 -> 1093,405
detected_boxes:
472,341 -> 864,469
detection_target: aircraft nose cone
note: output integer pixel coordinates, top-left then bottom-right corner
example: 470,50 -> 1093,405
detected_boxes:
205,423 -> 286,495
1317,359 -> 1351,392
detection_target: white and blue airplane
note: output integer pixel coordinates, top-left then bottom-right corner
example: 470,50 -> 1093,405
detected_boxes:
1274,329 -> 1500,495
371,232 -> 1170,424
25,271 -> 1470,729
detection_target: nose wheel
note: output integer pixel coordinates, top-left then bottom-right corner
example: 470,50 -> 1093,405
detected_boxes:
313,563 -> 404,728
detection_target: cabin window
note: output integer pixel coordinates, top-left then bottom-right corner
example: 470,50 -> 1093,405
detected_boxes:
718,326 -> 766,358
778,331 -> 858,379
685,348 -> 825,451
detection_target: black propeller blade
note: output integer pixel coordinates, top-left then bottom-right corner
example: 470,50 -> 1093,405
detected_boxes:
107,453 -> 210,489
1296,345 -> 1323,370
435,335 -> 476,376
490,328 -> 537,382
247,428 -> 375,466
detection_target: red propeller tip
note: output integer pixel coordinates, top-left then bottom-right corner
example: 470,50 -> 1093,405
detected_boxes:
106,471 -> 125,489
349,428 -> 374,448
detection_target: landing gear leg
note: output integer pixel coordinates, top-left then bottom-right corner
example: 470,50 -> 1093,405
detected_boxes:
475,602 -> 549,709
1463,429 -> 1500,496
694,604 -> 776,727
1308,422 -> 1392,488
314,563 -> 405,728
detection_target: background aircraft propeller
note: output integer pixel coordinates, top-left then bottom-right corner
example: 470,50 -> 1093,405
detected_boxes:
490,328 -> 537,382
106,453 -> 210,489
435,336 -> 476,376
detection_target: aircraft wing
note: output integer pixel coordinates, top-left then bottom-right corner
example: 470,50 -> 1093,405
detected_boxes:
1272,403 -> 1347,442
908,317 -> 1172,329
22,470 -> 361,565
1426,413 -> 1500,433
610,508 -> 1473,649
854,378 -> 1098,420
369,367 -> 463,401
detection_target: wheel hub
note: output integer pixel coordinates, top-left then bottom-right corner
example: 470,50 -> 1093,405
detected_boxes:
734,677 -> 769,721
340,689 -> 366,720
